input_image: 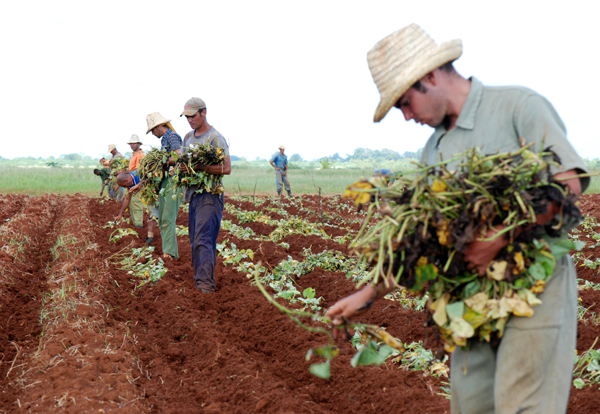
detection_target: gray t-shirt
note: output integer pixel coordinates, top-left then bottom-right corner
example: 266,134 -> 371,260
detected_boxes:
421,77 -> 588,190
182,126 -> 229,202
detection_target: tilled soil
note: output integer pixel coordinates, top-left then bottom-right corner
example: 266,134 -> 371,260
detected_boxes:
0,193 -> 599,413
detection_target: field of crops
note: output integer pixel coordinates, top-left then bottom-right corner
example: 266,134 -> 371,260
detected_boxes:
1,193 -> 600,413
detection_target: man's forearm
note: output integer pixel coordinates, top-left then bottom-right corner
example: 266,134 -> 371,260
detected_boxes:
119,194 -> 132,215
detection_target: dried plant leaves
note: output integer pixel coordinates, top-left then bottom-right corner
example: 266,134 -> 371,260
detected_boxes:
345,144 -> 585,350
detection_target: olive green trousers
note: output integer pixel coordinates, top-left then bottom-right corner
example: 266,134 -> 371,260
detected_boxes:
159,177 -> 181,258
450,254 -> 577,414
130,192 -> 143,228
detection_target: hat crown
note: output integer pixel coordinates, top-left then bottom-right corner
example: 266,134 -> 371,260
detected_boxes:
146,112 -> 171,134
367,24 -> 462,122
128,134 -> 142,144
184,97 -> 206,109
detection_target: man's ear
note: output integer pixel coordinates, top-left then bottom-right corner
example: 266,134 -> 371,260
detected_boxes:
423,71 -> 437,86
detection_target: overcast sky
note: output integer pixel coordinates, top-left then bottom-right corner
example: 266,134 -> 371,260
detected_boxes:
2,0 -> 598,161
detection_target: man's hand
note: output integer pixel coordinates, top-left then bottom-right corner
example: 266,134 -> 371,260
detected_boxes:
129,183 -> 141,193
464,226 -> 509,276
179,163 -> 190,174
282,170 -> 287,176
115,214 -> 123,222
325,286 -> 376,341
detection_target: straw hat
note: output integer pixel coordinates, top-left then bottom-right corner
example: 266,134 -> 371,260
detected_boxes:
278,145 -> 285,150
127,134 -> 142,144
108,144 -> 116,152
367,24 -> 463,122
146,112 -> 176,134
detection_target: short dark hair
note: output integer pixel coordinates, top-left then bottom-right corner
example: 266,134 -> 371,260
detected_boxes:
438,61 -> 456,73
411,80 -> 428,93
93,169 -> 101,174
116,172 -> 129,185
410,61 -> 457,93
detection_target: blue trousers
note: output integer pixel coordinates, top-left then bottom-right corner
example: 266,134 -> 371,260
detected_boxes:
188,191 -> 224,291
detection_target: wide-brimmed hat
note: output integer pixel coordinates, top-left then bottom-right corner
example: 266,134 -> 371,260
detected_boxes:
180,97 -> 206,117
108,144 -> 116,152
127,134 -> 142,144
146,112 -> 176,134
278,145 -> 285,150
367,24 -> 463,122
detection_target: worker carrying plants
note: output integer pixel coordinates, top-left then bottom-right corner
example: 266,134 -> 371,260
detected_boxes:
270,145 -> 292,196
372,168 -> 396,186
327,24 -> 588,414
93,167 -> 111,197
179,97 -> 231,293
146,112 -> 182,259
107,144 -> 125,202
114,135 -> 145,228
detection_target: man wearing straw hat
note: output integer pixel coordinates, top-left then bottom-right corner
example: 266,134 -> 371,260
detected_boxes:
114,135 -> 145,228
326,24 -> 588,414
270,145 -> 292,197
180,97 -> 231,293
146,112 -> 183,260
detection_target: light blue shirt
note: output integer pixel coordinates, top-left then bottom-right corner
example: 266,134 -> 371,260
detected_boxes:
271,153 -> 288,170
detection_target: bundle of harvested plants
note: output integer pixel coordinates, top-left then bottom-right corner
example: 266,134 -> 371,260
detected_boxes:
109,157 -> 130,184
175,142 -> 226,195
344,144 -> 586,351
138,148 -> 169,204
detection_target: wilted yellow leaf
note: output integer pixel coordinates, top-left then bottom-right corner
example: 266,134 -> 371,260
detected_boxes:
377,330 -> 406,352
417,256 -> 429,266
464,292 -> 489,313
444,342 -> 456,353
436,220 -> 450,246
514,252 -> 525,272
495,316 -> 509,338
430,362 -> 449,377
478,322 -> 493,342
508,293 -> 534,317
462,308 -> 489,329
519,288 -> 543,307
343,181 -> 374,205
431,293 -> 450,327
486,261 -> 507,281
530,280 -> 545,294
431,179 -> 447,193
449,317 -> 475,346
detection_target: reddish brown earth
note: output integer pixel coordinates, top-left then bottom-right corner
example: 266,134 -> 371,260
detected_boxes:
0,193 -> 599,413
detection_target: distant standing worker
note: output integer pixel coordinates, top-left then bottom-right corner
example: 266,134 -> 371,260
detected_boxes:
107,144 -> 125,202
146,112 -> 182,260
93,167 -> 111,197
180,97 -> 231,293
270,145 -> 292,196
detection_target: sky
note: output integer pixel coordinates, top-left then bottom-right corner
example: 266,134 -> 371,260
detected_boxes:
2,0 -> 599,161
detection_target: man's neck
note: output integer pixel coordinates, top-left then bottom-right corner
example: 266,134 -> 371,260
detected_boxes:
442,76 -> 471,131
194,123 -> 212,137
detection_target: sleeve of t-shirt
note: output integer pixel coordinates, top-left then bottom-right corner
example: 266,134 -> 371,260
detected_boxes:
514,94 -> 589,192
211,134 -> 230,156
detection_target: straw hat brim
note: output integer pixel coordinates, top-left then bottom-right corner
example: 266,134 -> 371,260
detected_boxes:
367,24 -> 462,122
146,121 -> 176,134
